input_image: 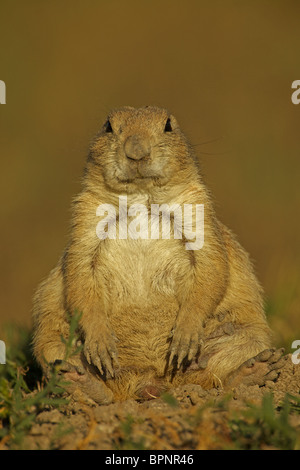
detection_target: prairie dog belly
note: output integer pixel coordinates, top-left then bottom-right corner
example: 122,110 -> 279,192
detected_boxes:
98,237 -> 190,370
100,236 -> 190,301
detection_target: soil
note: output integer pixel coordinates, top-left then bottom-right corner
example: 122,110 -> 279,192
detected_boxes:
2,354 -> 300,450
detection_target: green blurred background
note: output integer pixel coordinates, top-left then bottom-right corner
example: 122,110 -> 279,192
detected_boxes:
0,0 -> 299,349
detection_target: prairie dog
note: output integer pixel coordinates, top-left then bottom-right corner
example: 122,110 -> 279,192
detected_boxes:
32,106 -> 272,403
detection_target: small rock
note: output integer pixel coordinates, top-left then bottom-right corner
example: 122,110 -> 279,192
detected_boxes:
36,409 -> 62,424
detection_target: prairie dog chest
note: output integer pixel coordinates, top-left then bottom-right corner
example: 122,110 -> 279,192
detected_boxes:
96,194 -> 192,300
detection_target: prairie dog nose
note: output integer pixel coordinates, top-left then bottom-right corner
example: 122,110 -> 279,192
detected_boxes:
124,135 -> 151,161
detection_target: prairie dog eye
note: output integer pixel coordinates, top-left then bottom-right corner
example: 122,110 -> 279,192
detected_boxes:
164,118 -> 172,132
104,120 -> 113,133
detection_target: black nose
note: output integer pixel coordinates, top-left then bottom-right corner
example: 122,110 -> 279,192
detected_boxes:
124,135 -> 151,161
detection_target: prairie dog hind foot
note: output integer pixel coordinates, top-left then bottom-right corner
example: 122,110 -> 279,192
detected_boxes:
224,348 -> 287,389
51,360 -> 113,405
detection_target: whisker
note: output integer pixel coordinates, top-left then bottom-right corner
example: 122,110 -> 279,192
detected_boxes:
191,136 -> 224,147
197,150 -> 229,156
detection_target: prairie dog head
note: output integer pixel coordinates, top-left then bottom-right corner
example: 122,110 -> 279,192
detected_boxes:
88,106 -> 194,194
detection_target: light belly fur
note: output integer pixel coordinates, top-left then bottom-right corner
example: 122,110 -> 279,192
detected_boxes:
98,237 -> 190,371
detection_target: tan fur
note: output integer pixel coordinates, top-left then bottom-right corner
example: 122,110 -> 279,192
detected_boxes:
32,106 -> 272,403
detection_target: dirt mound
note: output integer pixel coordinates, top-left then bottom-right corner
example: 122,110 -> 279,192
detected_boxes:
2,354 -> 298,450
